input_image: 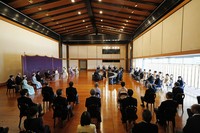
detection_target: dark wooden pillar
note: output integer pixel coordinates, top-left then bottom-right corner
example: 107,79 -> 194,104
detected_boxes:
58,35 -> 62,58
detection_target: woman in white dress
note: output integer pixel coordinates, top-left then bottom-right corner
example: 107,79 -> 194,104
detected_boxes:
75,66 -> 79,75
32,73 -> 42,89
22,75 -> 35,95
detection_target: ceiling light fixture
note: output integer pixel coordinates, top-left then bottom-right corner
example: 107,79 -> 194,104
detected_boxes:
126,20 -> 128,22
82,20 -> 85,22
129,16 -> 131,18
71,0 -> 75,3
98,0 -> 102,2
86,26 -> 88,28
101,19 -> 103,22
28,0 -> 33,4
135,4 -> 137,7
38,7 -> 42,11
131,11 -> 134,13
99,11 -> 103,14
78,11 -> 81,15
46,13 -> 49,16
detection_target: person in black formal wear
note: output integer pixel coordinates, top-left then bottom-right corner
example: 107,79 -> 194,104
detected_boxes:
154,92 -> 178,125
7,75 -> 19,93
24,106 -> 50,133
17,89 -> 44,117
15,73 -> 22,87
36,71 -> 45,84
66,81 -> 79,105
183,104 -> 200,133
140,84 -> 155,107
172,82 -> 184,101
132,109 -> 158,133
85,89 -> 101,125
153,75 -> 162,90
121,89 -> 137,123
42,82 -> 55,104
177,76 -> 185,88
53,89 -> 73,120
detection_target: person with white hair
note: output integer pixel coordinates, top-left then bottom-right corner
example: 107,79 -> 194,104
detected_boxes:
94,82 -> 101,98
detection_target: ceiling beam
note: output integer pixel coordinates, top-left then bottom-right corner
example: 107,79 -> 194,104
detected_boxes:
85,0 -> 98,35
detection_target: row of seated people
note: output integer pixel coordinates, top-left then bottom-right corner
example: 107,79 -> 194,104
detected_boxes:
68,66 -> 79,76
117,81 -> 186,132
132,67 -> 185,92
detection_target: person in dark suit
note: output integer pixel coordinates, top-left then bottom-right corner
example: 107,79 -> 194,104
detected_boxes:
53,89 -> 73,120
154,92 -> 178,125
177,76 -> 184,88
15,73 -> 22,86
17,89 -> 43,116
24,106 -> 50,133
140,84 -> 155,107
183,104 -> 200,133
66,81 -> 79,105
85,89 -> 101,124
42,82 -> 55,104
7,75 -> 19,93
121,89 -> 137,123
172,82 -> 184,101
154,75 -> 162,89
36,71 -> 45,84
132,109 -> 158,133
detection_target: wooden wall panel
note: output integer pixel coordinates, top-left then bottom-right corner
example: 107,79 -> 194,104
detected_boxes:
150,23 -> 162,55
87,60 -> 97,69
182,0 -> 200,51
142,31 -> 151,56
69,60 -> 78,68
87,46 -> 97,58
137,37 -> 143,57
69,46 -> 78,58
97,46 -> 102,58
162,8 -> 183,54
78,46 -> 87,58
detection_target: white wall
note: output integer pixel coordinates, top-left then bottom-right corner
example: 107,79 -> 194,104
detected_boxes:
68,45 -> 126,70
0,19 -> 59,83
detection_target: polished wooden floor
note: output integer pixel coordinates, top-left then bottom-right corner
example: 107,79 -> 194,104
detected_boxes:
0,71 -> 197,133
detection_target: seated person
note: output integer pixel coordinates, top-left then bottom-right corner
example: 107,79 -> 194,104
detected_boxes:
62,67 -> 68,78
15,73 -> 23,87
183,104 -> 200,133
140,84 -> 156,107
42,82 -> 55,104
66,81 -> 79,105
85,89 -> 101,128
77,111 -> 96,133
21,75 -> 35,95
132,109 -> 158,133
53,89 -> 73,120
117,82 -> 128,107
164,74 -> 170,86
24,106 -> 50,133
36,71 -> 45,84
172,82 -> 184,101
44,70 -> 52,80
75,66 -> 79,75
153,75 -> 162,89
154,92 -> 178,125
147,74 -> 154,84
121,89 -> 137,123
177,76 -> 185,88
7,75 -> 19,93
32,73 -> 42,89
94,82 -> 101,98
17,89 -> 43,117
0,127 -> 9,133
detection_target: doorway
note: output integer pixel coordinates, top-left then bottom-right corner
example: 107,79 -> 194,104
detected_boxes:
79,60 -> 87,70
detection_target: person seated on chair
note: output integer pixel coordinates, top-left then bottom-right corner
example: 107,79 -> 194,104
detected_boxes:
177,76 -> 185,88
140,84 -> 156,107
7,75 -> 19,93
32,73 -> 42,89
117,82 -> 128,107
42,82 -> 55,104
53,89 -> 73,120
132,109 -> 158,133
93,82 -> 101,98
85,89 -> 101,127
172,82 -> 184,101
77,111 -> 97,133
183,104 -> 200,133
44,70 -> 52,80
15,73 -> 23,88
17,89 -> 44,117
24,106 -> 50,133
153,75 -> 162,90
121,89 -> 137,123
36,71 -> 45,84
21,75 -> 35,95
154,92 -> 178,126
75,66 -> 79,75
164,74 -> 170,87
66,81 -> 79,105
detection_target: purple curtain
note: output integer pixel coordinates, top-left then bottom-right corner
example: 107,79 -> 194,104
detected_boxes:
22,55 -> 62,80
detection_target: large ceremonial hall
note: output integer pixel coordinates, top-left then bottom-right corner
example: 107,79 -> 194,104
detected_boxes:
0,0 -> 200,133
